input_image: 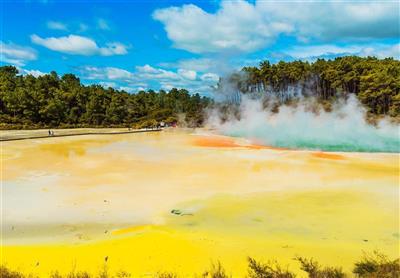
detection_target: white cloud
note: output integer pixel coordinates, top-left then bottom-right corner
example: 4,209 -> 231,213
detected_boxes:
153,0 -> 399,54
360,44 -> 400,59
178,69 -> 197,80
99,81 -> 117,88
134,65 -> 216,94
285,45 -> 362,59
174,58 -> 215,72
153,1 -> 291,54
47,21 -> 68,31
99,42 -> 128,56
79,64 -> 219,95
80,66 -> 133,80
161,57 -> 240,76
31,34 -> 128,56
136,64 -> 160,74
200,73 -> 219,82
105,67 -> 133,79
136,64 -> 181,80
21,68 -> 46,77
258,1 -> 399,41
118,86 -> 142,93
0,41 -> 37,66
284,43 -> 400,60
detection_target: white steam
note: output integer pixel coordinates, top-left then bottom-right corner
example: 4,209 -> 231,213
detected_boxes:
207,95 -> 400,153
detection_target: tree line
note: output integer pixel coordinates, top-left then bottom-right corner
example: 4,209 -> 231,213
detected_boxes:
222,56 -> 400,117
0,66 -> 211,129
1,56 -> 399,129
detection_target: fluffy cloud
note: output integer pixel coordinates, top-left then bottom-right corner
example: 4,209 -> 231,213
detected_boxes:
153,1 -> 291,53
136,64 -> 181,80
99,81 -> 117,88
200,73 -> 219,82
0,41 -> 37,66
362,44 -> 400,59
153,0 -> 399,54
284,43 -> 400,60
172,58 -> 216,72
177,69 -> 197,80
118,86 -> 144,93
258,1 -> 399,41
21,68 -> 46,77
31,34 -> 128,56
79,66 -> 133,81
136,65 -> 217,95
47,21 -> 68,31
163,57 -> 247,75
78,64 -> 219,95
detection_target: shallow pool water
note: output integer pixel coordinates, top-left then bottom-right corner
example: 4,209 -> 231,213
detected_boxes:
2,129 -> 399,276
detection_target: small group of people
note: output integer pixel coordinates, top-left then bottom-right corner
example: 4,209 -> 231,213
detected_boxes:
48,130 -> 55,136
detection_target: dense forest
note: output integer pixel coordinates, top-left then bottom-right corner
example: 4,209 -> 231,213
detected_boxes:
222,56 -> 400,117
0,66 -> 211,129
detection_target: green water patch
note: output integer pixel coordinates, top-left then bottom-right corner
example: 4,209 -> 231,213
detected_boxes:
224,127 -> 400,153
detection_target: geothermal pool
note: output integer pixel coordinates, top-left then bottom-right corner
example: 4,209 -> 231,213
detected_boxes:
2,129 -> 399,276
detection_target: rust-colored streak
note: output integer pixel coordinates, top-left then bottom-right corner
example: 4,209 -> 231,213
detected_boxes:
192,136 -> 240,148
192,136 -> 289,151
312,152 -> 345,160
246,144 -> 289,151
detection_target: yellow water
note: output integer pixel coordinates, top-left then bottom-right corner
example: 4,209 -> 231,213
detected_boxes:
1,129 -> 399,277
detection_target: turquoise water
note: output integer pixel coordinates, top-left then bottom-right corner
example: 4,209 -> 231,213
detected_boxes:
216,97 -> 400,153
220,114 -> 400,153
227,130 -> 400,152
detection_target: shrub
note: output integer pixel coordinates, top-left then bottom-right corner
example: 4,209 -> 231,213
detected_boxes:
295,257 -> 346,278
50,271 -> 63,278
202,261 -> 230,278
247,257 -> 295,278
66,271 -> 91,278
0,266 -> 25,278
157,272 -> 178,278
115,270 -> 131,277
353,251 -> 400,278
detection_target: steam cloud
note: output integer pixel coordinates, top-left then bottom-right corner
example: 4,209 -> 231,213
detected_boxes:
207,94 -> 399,153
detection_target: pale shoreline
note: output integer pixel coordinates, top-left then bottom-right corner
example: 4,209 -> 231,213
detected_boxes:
0,127 -> 162,141
2,127 -> 399,155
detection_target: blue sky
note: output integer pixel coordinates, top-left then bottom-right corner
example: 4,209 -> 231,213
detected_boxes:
1,0 -> 399,96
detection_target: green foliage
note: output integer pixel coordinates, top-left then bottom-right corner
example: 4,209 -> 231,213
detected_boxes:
0,265 -> 24,278
202,261 -> 230,278
222,56 -> 400,117
115,270 -> 131,278
295,257 -> 346,278
0,66 -> 212,129
156,272 -> 178,278
353,251 -> 400,278
66,271 -> 92,278
0,252 -> 399,278
247,257 -> 296,278
97,263 -> 109,278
